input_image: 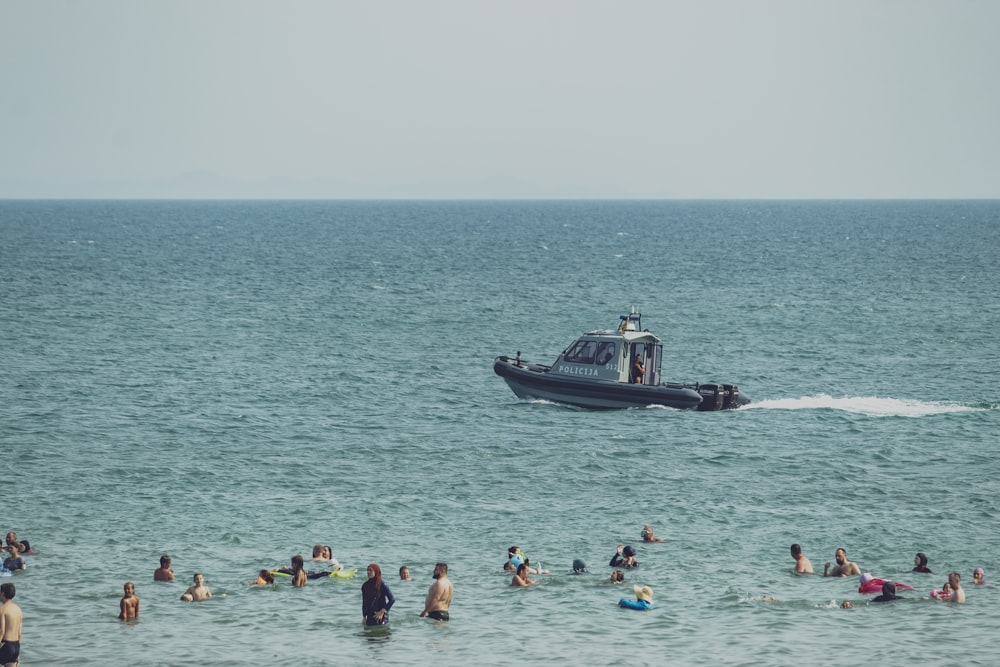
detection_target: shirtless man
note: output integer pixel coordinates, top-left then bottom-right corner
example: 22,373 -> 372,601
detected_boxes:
154,555 -> 175,581
511,563 -> 538,587
180,573 -> 212,602
0,583 -> 22,667
949,571 -> 966,604
119,582 -> 140,621
420,562 -> 453,621
791,544 -> 814,574
824,548 -> 861,577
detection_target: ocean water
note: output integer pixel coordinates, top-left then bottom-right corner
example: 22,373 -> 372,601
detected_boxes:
2,199 -> 998,666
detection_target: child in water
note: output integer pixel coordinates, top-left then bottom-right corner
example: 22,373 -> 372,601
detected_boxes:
119,582 -> 140,621
250,570 -> 274,586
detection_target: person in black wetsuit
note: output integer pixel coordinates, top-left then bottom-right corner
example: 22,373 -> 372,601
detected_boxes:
872,581 -> 904,603
912,552 -> 932,573
609,544 -> 639,569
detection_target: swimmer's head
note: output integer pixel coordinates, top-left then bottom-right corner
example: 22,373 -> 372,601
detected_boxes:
622,545 -> 636,558
974,567 -> 985,582
572,559 -> 587,573
915,552 -> 928,568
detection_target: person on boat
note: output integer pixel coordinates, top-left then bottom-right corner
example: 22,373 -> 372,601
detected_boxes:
912,552 -> 932,573
619,585 -> 653,610
872,581 -> 904,603
609,544 -> 639,569
641,524 -> 663,543
361,563 -> 395,626
154,555 -> 175,581
824,548 -> 860,577
791,544 -> 814,574
511,563 -> 538,587
630,354 -> 644,384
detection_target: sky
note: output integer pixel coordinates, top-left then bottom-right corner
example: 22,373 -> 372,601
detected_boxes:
2,0 -> 998,199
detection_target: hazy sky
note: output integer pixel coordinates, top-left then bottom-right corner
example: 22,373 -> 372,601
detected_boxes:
2,0 -> 998,198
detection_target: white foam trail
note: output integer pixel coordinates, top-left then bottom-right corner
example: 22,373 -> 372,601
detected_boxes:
745,394 -> 979,417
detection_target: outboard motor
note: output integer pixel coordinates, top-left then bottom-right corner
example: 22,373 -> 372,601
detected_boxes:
722,384 -> 741,410
696,384 -> 723,411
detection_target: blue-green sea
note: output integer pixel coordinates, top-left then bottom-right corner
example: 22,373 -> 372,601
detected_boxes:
2,199 -> 998,666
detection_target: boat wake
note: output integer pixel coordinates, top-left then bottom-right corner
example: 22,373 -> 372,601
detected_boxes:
745,394 -> 983,417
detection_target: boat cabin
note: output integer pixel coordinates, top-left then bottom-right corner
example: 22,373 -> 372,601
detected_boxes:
551,311 -> 663,386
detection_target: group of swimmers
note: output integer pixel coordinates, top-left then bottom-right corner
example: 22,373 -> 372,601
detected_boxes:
121,545 -> 455,628
503,524 -> 665,610
790,544 -> 987,606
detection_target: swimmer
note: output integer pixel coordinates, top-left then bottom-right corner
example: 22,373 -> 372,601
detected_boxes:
250,569 -> 274,585
641,524 -> 664,543
1,546 -> 25,572
154,555 -> 175,581
180,573 -> 211,602
291,555 -> 307,588
609,570 -> 626,584
361,564 -> 395,626
791,544 -> 814,574
511,563 -> 538,587
823,548 -> 860,577
619,585 -> 653,610
949,572 -> 965,604
912,552 -> 932,573
931,581 -> 953,599
504,546 -> 524,571
0,583 -> 22,667
570,559 -> 589,574
119,582 -> 140,620
872,581 -> 904,603
973,567 -> 986,585
609,544 -> 639,569
840,600 -> 853,609
419,562 -> 453,621
399,565 -> 411,580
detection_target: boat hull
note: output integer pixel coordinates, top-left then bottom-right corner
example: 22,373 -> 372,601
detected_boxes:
494,356 -> 722,410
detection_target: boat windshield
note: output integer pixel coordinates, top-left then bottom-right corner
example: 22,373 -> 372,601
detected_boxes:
563,339 -> 597,364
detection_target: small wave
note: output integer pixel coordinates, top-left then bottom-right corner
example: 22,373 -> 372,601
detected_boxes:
745,394 -> 980,417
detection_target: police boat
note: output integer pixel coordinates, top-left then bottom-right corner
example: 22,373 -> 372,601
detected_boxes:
493,309 -> 749,411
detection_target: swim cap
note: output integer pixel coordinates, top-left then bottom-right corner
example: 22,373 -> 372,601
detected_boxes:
623,545 -> 636,557
572,559 -> 587,572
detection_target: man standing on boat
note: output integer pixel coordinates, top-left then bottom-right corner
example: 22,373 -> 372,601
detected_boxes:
630,354 -> 644,384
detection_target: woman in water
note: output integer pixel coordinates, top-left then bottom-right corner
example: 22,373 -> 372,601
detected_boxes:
912,552 -> 932,573
361,563 -> 395,626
